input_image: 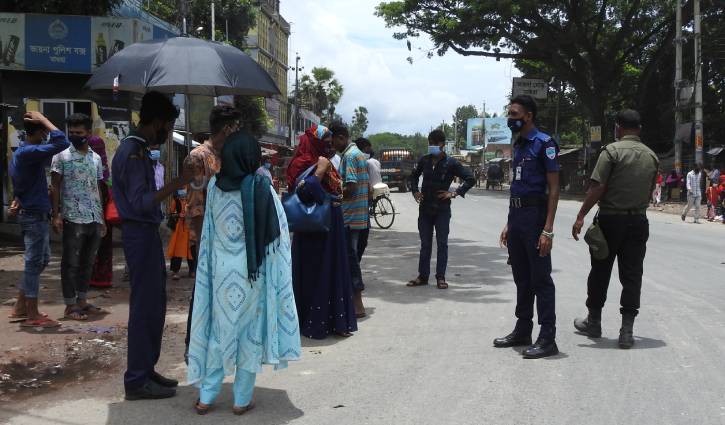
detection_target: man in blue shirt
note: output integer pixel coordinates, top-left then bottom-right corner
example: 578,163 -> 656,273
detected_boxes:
407,129 -> 475,289
112,91 -> 192,400
9,112 -> 69,329
494,95 -> 561,359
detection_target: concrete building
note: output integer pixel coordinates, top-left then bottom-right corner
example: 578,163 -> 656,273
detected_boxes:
245,0 -> 290,145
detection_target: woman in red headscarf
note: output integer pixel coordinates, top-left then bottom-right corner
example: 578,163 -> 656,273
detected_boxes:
287,125 -> 357,339
88,136 -> 114,288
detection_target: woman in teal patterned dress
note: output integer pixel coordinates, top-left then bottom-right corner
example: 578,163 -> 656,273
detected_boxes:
187,131 -> 300,415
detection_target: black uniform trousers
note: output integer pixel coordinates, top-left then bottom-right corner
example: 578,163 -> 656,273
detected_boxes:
586,214 -> 649,316
507,205 -> 556,338
122,221 -> 167,391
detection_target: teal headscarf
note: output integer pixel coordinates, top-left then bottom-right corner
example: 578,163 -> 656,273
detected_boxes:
215,131 -> 280,280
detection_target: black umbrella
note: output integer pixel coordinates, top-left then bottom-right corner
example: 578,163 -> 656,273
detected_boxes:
83,36 -> 280,96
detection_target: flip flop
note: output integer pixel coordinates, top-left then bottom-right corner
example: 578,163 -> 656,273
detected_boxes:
20,317 -> 61,328
436,278 -> 449,290
194,399 -> 212,415
8,312 -> 48,323
82,304 -> 110,315
63,308 -> 88,321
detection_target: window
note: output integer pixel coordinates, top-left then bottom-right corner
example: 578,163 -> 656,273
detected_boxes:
40,99 -> 92,133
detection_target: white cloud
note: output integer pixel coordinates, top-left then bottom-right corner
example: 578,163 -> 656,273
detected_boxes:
281,0 -> 520,135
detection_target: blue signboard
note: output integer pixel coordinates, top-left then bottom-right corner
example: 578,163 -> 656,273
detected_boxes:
25,15 -> 92,73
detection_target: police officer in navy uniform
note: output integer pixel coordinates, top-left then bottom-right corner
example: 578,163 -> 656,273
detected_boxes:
494,95 -> 561,359
112,91 -> 193,400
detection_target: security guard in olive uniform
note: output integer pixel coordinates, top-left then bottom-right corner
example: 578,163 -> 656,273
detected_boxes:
572,109 -> 658,349
495,95 -> 561,359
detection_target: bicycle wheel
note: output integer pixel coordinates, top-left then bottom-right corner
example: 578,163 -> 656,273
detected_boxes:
373,196 -> 396,229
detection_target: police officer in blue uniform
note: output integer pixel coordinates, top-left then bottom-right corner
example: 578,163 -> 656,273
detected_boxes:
112,92 -> 193,399
494,95 -> 561,359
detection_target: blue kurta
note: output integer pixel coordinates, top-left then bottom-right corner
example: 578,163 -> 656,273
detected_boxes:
187,176 -> 301,385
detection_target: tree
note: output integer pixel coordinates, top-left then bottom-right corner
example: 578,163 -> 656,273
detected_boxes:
376,1 -> 689,143
351,106 -> 369,139
298,67 -> 344,124
368,132 -> 429,157
143,0 -> 256,49
452,105 -> 478,149
2,0 -> 123,15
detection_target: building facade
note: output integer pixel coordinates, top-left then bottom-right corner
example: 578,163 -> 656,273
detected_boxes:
246,0 -> 290,145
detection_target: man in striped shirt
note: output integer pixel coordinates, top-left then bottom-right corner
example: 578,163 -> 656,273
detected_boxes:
332,122 -> 369,318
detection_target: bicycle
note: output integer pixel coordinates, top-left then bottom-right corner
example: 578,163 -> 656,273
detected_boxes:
369,184 -> 396,229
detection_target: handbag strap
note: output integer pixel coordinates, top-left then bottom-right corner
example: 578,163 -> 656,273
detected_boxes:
296,165 -> 317,187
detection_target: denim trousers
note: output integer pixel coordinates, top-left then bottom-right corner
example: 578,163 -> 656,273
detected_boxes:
417,210 -> 451,279
18,211 -> 51,299
61,221 -> 102,305
345,227 -> 365,291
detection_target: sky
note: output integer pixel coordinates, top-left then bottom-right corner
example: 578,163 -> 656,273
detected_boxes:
280,0 -> 521,136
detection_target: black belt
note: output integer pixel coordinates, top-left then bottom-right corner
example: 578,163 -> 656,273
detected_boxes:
510,197 -> 547,208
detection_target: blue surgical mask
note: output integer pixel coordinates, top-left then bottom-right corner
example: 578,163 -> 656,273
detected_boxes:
363,153 -> 371,160
149,149 -> 161,161
428,145 -> 442,156
264,162 -> 272,170
177,189 -> 187,198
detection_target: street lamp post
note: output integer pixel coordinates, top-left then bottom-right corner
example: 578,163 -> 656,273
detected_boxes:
289,53 -> 303,145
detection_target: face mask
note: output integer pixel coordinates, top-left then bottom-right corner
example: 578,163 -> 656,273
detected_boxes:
263,162 -> 272,170
177,189 -> 187,198
363,153 -> 371,160
69,135 -> 87,149
149,149 -> 161,161
507,118 -> 524,133
428,145 -> 442,156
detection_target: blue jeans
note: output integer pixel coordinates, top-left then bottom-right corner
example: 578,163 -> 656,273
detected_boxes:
417,210 -> 451,279
345,227 -> 365,291
18,211 -> 51,299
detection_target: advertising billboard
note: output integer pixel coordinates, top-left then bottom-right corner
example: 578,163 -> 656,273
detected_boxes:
484,117 -> 512,145
466,117 -> 484,149
466,117 -> 512,149
0,13 -> 25,70
91,17 -> 134,69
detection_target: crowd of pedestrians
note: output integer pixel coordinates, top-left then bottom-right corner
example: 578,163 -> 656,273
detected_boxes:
6,90 -> 722,415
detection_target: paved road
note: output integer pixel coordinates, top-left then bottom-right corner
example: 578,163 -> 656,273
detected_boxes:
3,189 -> 725,425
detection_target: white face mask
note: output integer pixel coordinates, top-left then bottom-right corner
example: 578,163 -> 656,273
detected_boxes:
363,153 -> 371,160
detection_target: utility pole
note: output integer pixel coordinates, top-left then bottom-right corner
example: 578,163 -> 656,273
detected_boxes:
554,80 -> 562,141
693,0 -> 704,166
180,0 -> 188,35
211,1 -> 215,41
674,0 -> 683,174
289,53 -> 303,145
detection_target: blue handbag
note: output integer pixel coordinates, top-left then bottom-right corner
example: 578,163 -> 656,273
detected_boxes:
282,166 -> 333,233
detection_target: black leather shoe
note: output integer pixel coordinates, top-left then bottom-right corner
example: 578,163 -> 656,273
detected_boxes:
493,331 -> 532,348
574,315 -> 602,338
522,338 -> 559,359
125,379 -> 177,400
150,371 -> 178,388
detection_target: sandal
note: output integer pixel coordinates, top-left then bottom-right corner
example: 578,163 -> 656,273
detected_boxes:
63,308 -> 88,321
194,399 -> 212,415
20,317 -> 61,328
8,312 -> 48,323
436,278 -> 449,290
335,331 -> 353,338
232,401 -> 256,416
82,304 -> 110,315
406,277 -> 429,287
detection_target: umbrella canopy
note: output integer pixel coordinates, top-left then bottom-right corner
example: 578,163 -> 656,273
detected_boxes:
84,36 -> 280,97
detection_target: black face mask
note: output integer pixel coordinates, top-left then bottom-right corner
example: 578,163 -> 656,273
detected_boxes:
507,118 -> 524,133
69,135 -> 87,149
